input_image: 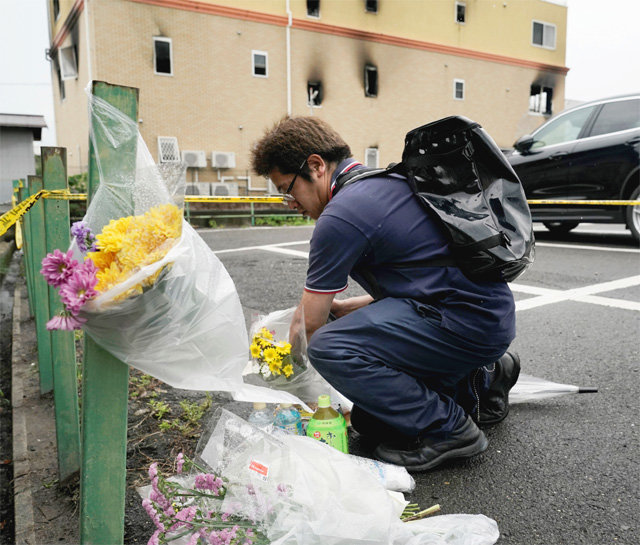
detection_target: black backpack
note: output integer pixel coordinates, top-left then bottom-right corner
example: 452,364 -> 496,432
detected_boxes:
334,116 -> 534,283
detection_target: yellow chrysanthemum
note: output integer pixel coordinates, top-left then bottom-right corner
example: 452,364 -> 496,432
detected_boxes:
283,364 -> 294,378
250,344 -> 261,358
96,216 -> 134,253
260,328 -> 274,340
263,347 -> 278,362
269,359 -> 282,374
95,261 -> 126,292
86,251 -> 115,272
146,204 -> 182,239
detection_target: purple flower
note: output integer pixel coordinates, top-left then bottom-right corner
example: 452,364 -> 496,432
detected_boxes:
40,249 -> 78,287
46,311 -> 86,331
176,452 -> 184,474
142,499 -> 164,532
71,221 -> 97,253
194,474 -> 224,495
58,262 -> 98,314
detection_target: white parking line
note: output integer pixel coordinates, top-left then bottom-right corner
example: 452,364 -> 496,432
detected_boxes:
214,240 -> 310,255
514,275 -> 640,312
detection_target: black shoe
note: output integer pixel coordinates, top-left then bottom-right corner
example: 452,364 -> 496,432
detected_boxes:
476,351 -> 521,426
373,415 -> 488,472
350,405 -> 408,443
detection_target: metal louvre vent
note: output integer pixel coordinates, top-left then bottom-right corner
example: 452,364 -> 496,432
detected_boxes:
158,137 -> 180,163
365,147 -> 379,168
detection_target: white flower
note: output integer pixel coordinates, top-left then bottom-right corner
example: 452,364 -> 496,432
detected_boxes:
261,366 -> 271,379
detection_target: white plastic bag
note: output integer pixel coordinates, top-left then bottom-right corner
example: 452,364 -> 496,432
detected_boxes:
197,409 -> 500,545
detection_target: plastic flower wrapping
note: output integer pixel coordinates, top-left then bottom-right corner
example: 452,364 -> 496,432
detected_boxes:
38,88 -> 251,393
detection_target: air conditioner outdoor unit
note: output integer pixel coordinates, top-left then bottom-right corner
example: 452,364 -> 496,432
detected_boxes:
185,182 -> 211,196
182,150 -> 207,168
210,182 -> 239,196
211,151 -> 236,169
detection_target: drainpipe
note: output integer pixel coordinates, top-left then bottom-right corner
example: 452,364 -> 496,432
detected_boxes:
84,0 -> 93,81
286,0 -> 292,116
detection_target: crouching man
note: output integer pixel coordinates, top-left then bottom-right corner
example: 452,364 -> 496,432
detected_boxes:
251,116 -> 520,471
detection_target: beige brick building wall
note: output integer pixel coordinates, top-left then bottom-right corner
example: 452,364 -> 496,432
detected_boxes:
48,0 -> 567,185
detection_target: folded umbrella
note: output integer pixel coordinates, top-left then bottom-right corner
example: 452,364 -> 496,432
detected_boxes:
509,373 -> 598,404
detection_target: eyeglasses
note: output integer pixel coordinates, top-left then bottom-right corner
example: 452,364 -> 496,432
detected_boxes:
281,158 -> 307,202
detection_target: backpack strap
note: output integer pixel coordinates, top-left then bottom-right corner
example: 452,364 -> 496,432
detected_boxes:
333,163 -> 406,196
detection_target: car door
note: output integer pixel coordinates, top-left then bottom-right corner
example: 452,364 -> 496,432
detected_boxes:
508,105 -> 598,199
567,97 -> 640,199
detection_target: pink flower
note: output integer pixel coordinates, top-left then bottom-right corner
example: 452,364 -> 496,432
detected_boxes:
149,463 -> 159,489
142,499 -> 164,531
194,474 -> 224,495
41,249 -> 78,287
176,452 -> 184,474
148,529 -> 161,545
59,263 -> 98,314
46,311 -> 86,331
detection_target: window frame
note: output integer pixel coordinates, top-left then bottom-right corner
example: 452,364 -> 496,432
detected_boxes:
251,50 -> 268,78
455,1 -> 466,24
529,85 -> 553,116
587,98 -> 640,138
153,36 -> 174,77
306,0 -> 320,18
364,64 -> 378,97
365,0 -> 378,14
531,20 -> 557,50
364,147 -> 379,168
453,79 -> 465,101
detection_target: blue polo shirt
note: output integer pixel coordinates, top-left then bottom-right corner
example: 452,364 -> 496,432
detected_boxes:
305,159 -> 516,345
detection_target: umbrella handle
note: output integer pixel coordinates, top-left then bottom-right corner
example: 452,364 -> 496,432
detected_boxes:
578,387 -> 598,393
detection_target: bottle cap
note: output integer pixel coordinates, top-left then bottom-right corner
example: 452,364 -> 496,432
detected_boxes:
252,402 -> 266,410
317,395 -> 331,408
279,403 -> 292,408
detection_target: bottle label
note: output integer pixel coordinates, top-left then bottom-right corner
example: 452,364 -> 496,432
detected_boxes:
306,416 -> 348,453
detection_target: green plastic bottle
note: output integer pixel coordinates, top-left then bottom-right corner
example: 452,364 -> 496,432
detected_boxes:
306,395 -> 349,453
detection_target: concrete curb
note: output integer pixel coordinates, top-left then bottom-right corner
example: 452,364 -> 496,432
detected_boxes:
11,283 -> 37,545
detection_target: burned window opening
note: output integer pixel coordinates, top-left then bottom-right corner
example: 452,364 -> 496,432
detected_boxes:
55,59 -> 65,101
364,65 -> 378,97
365,0 -> 378,13
307,81 -> 323,106
307,0 -> 320,18
456,2 -> 466,23
154,37 -> 172,75
53,0 -> 60,20
529,85 -> 553,115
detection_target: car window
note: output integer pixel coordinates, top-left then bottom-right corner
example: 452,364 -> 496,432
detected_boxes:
589,99 -> 640,137
532,105 -> 596,148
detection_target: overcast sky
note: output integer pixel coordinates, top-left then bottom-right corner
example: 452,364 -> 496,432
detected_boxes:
1,0 -> 639,148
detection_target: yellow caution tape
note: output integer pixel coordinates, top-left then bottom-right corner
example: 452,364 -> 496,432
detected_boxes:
11,186 -> 23,249
528,200 -> 640,205
3,189 -> 639,239
0,190 -> 46,238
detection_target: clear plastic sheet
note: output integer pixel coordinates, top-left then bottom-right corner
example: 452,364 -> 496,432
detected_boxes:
195,409 -> 499,545
77,89 -> 249,391
242,308 -> 352,407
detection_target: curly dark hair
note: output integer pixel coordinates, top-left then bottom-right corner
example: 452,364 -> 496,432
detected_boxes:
251,116 -> 351,178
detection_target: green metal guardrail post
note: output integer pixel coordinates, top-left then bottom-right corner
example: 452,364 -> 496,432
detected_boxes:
80,81 -> 138,545
15,180 -> 35,317
250,202 -> 255,226
26,176 -> 55,393
41,147 -> 81,483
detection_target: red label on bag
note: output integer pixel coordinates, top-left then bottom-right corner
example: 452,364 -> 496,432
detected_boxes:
313,431 -> 321,439
248,460 -> 269,480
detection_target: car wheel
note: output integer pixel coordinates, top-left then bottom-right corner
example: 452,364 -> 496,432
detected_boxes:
625,187 -> 640,243
543,221 -> 580,234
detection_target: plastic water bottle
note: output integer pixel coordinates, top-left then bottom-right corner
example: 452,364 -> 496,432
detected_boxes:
247,402 -> 273,432
273,403 -> 304,435
306,395 -> 349,453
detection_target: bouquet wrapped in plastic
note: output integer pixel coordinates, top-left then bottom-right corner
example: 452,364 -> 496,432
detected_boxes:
138,409 -> 500,545
40,89 -> 249,392
242,308 -> 351,408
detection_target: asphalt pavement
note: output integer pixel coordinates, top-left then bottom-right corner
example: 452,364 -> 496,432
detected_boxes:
199,222 -> 640,545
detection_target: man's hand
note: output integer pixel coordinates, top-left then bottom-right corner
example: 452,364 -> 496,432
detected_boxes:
330,295 -> 374,318
289,290 -> 335,344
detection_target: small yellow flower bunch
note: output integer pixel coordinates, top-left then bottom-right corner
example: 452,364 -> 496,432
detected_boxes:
250,327 -> 295,380
86,203 -> 182,301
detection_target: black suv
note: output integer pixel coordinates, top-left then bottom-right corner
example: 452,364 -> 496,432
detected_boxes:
505,94 -> 640,241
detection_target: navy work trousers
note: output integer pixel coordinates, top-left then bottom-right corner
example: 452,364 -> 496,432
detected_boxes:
307,298 -> 511,436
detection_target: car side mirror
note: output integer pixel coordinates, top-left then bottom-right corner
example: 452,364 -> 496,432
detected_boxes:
514,135 -> 535,153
